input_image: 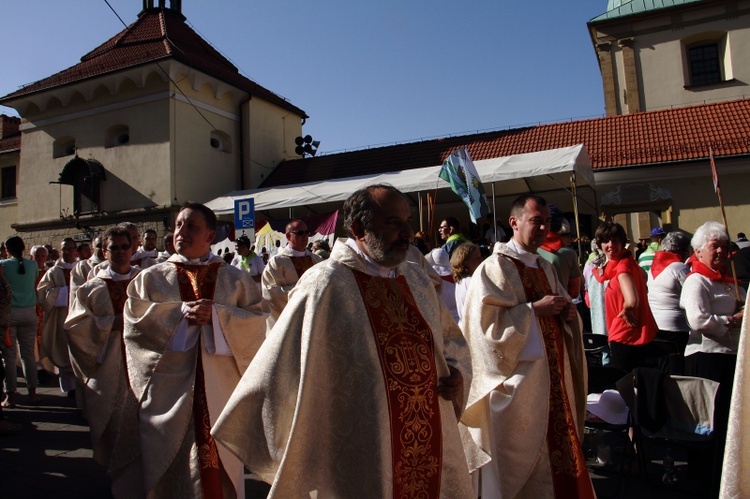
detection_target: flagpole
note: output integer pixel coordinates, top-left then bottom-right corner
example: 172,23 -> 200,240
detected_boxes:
491,182 -> 497,243
570,172 -> 583,267
710,147 -> 742,302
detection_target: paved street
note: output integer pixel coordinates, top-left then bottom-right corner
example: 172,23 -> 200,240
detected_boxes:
0,371 -> 710,498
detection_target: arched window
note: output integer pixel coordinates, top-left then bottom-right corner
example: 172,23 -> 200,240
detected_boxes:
210,130 -> 232,153
106,124 -> 130,148
53,137 -> 76,158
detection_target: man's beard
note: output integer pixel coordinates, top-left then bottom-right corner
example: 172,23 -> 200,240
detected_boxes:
364,234 -> 409,268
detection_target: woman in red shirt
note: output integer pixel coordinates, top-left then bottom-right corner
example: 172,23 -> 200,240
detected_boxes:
594,222 -> 658,372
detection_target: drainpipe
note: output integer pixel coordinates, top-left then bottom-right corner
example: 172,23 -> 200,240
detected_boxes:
239,96 -> 252,190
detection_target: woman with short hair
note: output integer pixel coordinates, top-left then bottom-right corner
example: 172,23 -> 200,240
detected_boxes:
593,222 -> 658,372
681,222 -> 745,423
647,231 -> 692,355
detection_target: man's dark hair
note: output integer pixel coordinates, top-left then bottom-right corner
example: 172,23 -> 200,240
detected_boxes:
164,232 -> 174,243
343,184 -> 406,238
510,194 -> 547,218
102,226 -> 132,247
77,242 -> 90,252
179,202 -> 217,231
595,221 -> 628,247
443,217 -> 460,231
144,228 -> 157,236
5,236 -> 26,274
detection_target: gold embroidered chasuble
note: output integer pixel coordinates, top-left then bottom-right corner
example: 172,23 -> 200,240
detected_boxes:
123,254 -> 267,498
261,246 -> 322,329
460,242 -> 589,498
352,270 -> 443,498
65,267 -> 139,468
37,260 -> 75,370
510,259 -> 593,498
213,239 -> 474,498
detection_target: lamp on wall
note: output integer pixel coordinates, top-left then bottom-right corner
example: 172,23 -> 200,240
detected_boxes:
294,135 -> 320,157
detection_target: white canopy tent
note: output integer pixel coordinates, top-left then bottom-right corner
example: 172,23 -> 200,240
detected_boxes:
205,144 -> 595,215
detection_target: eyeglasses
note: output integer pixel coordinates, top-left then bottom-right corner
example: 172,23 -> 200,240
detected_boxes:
107,244 -> 131,251
289,230 -> 308,236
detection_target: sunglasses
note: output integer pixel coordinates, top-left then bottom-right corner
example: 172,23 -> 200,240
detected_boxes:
289,230 -> 309,236
107,244 -> 131,251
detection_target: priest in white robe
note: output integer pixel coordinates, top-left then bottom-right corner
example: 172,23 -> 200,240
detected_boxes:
37,237 -> 79,393
461,194 -> 592,499
65,226 -> 140,474
123,203 -> 268,499
261,219 -> 322,328
214,184 -> 475,498
69,235 -> 105,302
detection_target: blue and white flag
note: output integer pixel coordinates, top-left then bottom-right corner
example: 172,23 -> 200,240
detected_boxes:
438,146 -> 489,224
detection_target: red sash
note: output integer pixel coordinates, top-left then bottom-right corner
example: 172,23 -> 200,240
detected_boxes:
290,255 -> 315,278
106,279 -> 132,332
62,268 -> 72,287
352,270 -> 442,499
510,258 -> 594,499
105,280 -> 131,315
440,275 -> 455,283
174,262 -> 224,498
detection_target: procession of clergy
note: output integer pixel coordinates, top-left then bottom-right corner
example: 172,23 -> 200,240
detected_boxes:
47,184 -> 592,498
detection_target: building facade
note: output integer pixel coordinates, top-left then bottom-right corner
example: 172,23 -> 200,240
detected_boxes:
0,1 -> 306,246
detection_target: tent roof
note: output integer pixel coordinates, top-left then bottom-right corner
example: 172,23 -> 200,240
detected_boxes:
205,144 -> 592,215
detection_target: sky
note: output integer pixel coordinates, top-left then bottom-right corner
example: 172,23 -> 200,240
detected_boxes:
1,1 -> 609,155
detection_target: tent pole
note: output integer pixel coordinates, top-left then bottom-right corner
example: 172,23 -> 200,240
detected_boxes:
570,172 -> 583,266
491,182 -> 497,243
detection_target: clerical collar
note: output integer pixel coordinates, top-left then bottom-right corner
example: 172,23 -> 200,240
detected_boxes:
507,239 -> 540,269
286,245 -> 309,257
174,252 -> 215,265
108,267 -> 134,281
345,238 -> 397,278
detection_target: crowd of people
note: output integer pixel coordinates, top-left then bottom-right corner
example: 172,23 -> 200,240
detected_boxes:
0,186 -> 745,498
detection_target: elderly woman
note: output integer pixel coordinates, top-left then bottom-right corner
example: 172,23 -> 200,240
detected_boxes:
680,221 -> 745,489
593,222 -> 658,372
647,231 -> 692,355
450,242 -> 482,326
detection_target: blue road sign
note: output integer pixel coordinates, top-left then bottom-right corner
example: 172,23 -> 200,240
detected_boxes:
234,198 -> 255,230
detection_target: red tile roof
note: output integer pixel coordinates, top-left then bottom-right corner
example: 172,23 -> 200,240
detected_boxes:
0,9 -> 307,118
262,98 -> 750,187
0,134 -> 20,154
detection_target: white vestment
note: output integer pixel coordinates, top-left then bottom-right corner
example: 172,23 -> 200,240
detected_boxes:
65,267 -> 140,469
123,253 -> 268,498
461,242 -> 589,499
213,238 -> 475,498
261,245 -> 322,329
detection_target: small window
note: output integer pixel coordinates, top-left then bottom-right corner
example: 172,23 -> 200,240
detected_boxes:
1,166 -> 16,200
106,125 -> 130,148
688,43 -> 722,86
53,137 -> 76,158
210,130 -> 232,153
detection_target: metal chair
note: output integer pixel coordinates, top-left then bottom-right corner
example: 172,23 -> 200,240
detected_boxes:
585,365 -> 631,497
617,368 -> 719,493
583,333 -> 609,367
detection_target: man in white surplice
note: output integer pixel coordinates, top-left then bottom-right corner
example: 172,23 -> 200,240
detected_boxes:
213,184 -> 475,498
123,202 -> 268,498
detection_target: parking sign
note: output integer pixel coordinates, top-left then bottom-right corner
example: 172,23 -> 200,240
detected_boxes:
234,198 -> 255,230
